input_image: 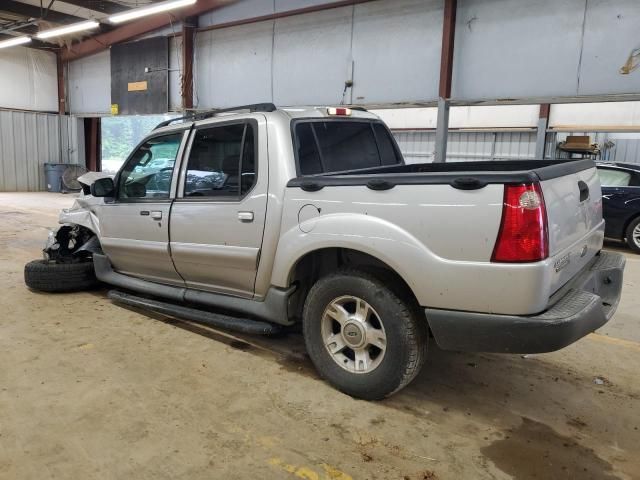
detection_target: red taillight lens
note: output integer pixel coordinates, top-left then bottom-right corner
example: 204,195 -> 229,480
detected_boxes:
327,107 -> 352,116
491,183 -> 549,262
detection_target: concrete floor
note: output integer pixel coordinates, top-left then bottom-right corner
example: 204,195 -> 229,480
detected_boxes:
0,192 -> 638,480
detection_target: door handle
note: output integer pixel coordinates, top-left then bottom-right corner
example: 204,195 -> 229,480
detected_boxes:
238,211 -> 254,222
150,211 -> 162,220
578,181 -> 589,202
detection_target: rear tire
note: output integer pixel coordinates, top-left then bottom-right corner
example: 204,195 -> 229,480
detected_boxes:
24,259 -> 98,293
302,268 -> 428,400
625,217 -> 640,253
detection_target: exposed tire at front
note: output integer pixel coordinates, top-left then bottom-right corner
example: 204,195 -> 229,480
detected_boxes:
24,259 -> 99,293
303,269 -> 428,400
625,217 -> 640,254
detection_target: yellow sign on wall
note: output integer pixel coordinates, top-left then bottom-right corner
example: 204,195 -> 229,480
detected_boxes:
127,81 -> 148,92
110,104 -> 119,115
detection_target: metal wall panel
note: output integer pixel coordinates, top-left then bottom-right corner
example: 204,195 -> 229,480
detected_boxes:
453,0 -> 585,100
68,50 -> 111,115
0,111 -> 80,192
272,7 -> 352,105
392,130 -> 537,164
579,0 -> 640,96
610,139 -> 640,164
452,0 -> 640,101
110,37 -> 169,115
351,0 -> 442,104
393,130 -> 436,163
194,0 -> 444,108
195,20 -> 274,108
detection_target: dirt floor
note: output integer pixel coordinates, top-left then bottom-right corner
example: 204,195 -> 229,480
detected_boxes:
0,192 -> 638,480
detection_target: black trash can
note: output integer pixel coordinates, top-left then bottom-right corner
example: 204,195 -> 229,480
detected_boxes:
44,163 -> 67,193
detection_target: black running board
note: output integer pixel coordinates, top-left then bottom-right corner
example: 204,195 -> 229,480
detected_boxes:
108,290 -> 282,335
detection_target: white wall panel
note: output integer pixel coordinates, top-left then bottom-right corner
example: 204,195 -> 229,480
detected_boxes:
453,0 -> 640,101
452,0 -> 586,100
272,7 -> 352,105
550,101 -> 640,128
351,0 -> 442,104
0,47 -> 57,112
579,0 -> 640,96
68,50 -> 111,115
195,21 -> 273,108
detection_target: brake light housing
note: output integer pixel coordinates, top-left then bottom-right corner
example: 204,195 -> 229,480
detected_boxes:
327,107 -> 352,116
491,183 -> 549,263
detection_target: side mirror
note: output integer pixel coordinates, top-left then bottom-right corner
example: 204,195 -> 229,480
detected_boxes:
90,177 -> 115,197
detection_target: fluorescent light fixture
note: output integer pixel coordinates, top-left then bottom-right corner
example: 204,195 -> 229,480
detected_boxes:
0,36 -> 31,49
36,21 -> 99,40
109,0 -> 197,24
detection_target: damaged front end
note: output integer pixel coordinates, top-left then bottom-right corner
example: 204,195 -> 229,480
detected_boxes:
45,172 -> 109,263
44,225 -> 102,263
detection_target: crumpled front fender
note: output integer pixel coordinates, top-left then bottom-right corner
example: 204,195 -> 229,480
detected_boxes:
58,195 -> 103,237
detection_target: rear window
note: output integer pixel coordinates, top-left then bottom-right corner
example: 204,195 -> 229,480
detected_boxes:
294,121 -> 401,175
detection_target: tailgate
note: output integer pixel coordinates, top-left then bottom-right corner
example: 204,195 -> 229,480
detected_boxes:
539,165 -> 604,290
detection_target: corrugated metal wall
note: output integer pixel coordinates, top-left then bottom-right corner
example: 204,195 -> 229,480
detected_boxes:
608,139 -> 640,164
0,111 -> 82,192
393,130 -> 537,163
545,132 -> 640,164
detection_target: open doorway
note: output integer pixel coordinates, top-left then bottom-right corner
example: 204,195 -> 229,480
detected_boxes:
100,114 -> 177,175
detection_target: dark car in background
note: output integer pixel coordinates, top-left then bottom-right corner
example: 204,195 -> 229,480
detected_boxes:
597,162 -> 640,253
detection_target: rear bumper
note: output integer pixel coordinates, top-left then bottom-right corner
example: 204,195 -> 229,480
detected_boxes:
425,251 -> 625,353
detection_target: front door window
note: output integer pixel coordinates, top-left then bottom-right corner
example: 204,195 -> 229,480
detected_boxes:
117,133 -> 183,200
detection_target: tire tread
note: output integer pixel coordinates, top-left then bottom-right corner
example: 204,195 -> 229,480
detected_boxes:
24,259 -> 98,293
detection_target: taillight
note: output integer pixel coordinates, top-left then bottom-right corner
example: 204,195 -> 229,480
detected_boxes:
491,183 -> 549,262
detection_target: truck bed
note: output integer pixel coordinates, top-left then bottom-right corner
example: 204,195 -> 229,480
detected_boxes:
288,159 -> 595,190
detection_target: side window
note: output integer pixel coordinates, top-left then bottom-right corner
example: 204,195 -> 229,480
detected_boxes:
295,123 -> 323,175
184,123 -> 256,198
598,168 -> 632,187
373,123 -> 401,166
117,133 -> 183,200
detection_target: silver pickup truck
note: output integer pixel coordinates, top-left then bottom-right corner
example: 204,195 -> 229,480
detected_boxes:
25,104 -> 625,399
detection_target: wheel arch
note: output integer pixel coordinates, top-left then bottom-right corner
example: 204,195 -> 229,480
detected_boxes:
622,212 -> 640,239
281,246 -> 423,322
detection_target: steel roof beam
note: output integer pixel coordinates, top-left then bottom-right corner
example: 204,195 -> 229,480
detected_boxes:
0,1 -> 86,25
61,0 -> 233,62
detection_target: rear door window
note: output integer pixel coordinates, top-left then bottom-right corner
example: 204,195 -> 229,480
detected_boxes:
183,123 -> 256,198
598,168 -> 632,187
294,121 -> 401,175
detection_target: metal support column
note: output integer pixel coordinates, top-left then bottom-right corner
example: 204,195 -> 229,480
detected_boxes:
84,118 -> 101,172
535,104 -> 550,159
181,16 -> 197,111
434,98 -> 451,163
434,0 -> 457,163
56,52 -> 65,115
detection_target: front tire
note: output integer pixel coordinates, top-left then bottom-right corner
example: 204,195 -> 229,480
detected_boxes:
625,217 -> 640,254
302,269 -> 428,400
24,259 -> 98,293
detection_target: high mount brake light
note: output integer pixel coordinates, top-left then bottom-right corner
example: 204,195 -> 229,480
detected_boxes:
491,183 -> 549,263
327,107 -> 352,116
